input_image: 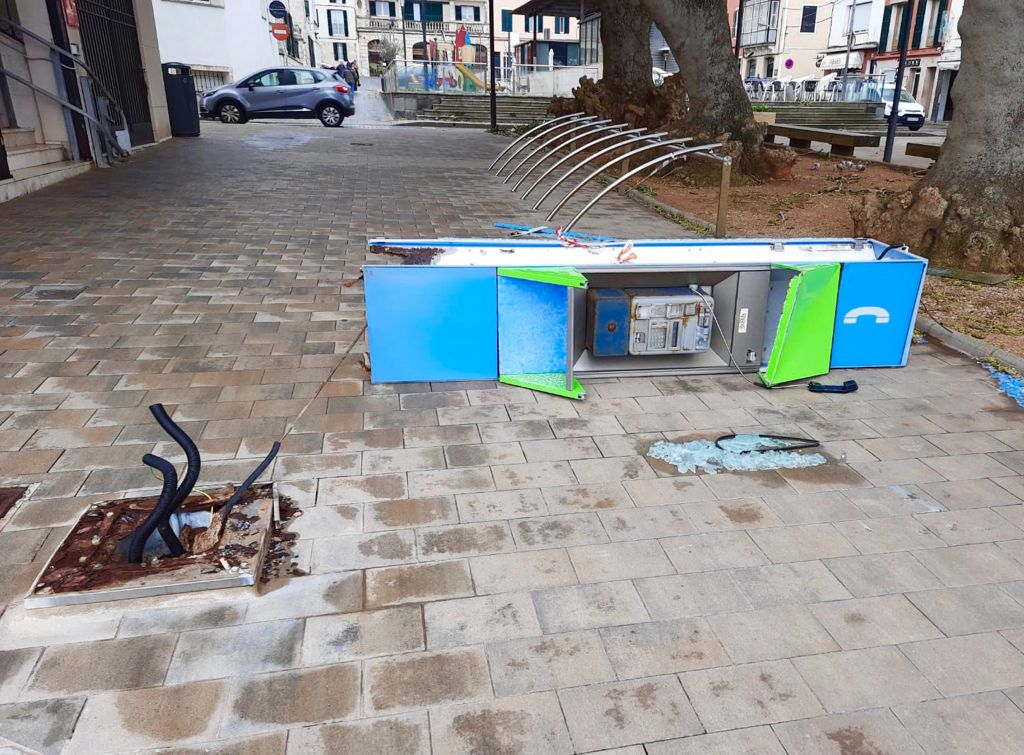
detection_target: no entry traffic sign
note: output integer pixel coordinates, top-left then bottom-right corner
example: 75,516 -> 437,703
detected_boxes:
271,22 -> 290,41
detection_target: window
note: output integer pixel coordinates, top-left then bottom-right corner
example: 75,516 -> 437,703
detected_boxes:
404,1 -> 443,22
747,59 -> 757,78
294,70 -> 319,85
249,71 -> 281,87
333,42 -> 349,61
739,0 -> 779,46
881,3 -> 905,53
919,0 -> 943,48
304,0 -> 310,18
456,5 -> 480,22
371,1 -> 396,16
501,9 -> 512,32
554,16 -> 570,34
328,9 -> 349,37
0,0 -> 20,41
765,55 -> 776,77
525,15 -> 544,33
800,5 -> 817,33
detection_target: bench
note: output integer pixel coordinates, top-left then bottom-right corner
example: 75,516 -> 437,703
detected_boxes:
764,124 -> 881,157
905,142 -> 941,161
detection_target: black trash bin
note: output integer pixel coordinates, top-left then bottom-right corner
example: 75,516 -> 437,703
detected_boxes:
162,62 -> 200,137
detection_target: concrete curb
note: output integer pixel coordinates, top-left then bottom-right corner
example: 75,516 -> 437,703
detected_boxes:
622,188 -> 716,236
916,315 -> 1024,374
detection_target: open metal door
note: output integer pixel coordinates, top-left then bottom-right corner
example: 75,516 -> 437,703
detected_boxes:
497,267 -> 588,400
759,264 -> 841,387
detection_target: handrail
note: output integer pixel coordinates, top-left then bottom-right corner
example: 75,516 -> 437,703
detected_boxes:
488,112 -> 586,170
513,122 -> 633,193
494,114 -> 596,175
502,119 -> 611,183
521,127 -> 646,199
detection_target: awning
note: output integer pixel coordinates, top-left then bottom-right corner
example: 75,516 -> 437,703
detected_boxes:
513,0 -> 585,16
937,59 -> 960,70
819,51 -> 864,70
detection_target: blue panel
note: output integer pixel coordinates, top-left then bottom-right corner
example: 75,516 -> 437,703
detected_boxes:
588,289 -> 630,356
364,266 -> 497,382
831,260 -> 926,368
498,276 -> 567,375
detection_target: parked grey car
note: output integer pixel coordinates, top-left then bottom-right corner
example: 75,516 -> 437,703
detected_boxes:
200,67 -> 355,127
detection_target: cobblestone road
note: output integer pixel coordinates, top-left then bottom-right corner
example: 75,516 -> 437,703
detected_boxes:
1,120 -> 1024,754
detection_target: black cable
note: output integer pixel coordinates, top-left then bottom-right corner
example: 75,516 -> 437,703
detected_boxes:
219,442 -> 281,519
149,403 -> 201,508
124,454 -> 184,563
715,434 -> 821,453
877,243 -> 907,259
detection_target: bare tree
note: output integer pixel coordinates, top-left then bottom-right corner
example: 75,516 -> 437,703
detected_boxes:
376,36 -> 402,67
855,0 -> 1024,272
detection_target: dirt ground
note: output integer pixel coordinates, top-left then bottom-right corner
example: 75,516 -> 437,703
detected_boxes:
638,153 -> 1024,361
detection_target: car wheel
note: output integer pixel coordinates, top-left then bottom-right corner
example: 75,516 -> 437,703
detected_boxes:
318,103 -> 344,128
218,102 -> 247,124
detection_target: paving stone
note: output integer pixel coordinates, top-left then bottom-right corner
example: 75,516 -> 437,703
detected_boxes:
645,726 -> 786,754
558,676 -> 703,752
761,491 -> 865,524
0,605 -> 120,651
492,461 -> 577,490
324,428 -> 404,453
699,470 -> 794,500
485,631 -> 615,696
550,416 -> 624,438
635,572 -> 751,619
925,431 -> 1014,455
408,467 -> 495,497
437,405 -> 509,426
470,549 -> 577,594
512,512 -> 608,550
284,503 -> 361,540
600,617 -> 730,678
456,489 -> 547,522
914,543 -> 1024,586
318,473 -> 407,504
478,420 -> 554,443
533,582 -> 649,633
824,551 -> 944,597
361,447 -> 446,474
659,531 -> 769,573
417,522 -> 514,560
621,476 -> 713,506
894,691 -> 1024,755
569,456 -> 656,484
445,442 -> 526,468
569,541 -> 675,583
749,523 -> 858,563
0,696 -> 84,755
428,691 -> 574,754
842,484 -> 944,517
923,453 -> 1017,481
313,530 -> 416,571
809,594 -> 942,649
542,483 -> 635,514
223,663 -> 359,736
58,680 -> 219,755
364,648 -> 492,714
165,620 -> 302,684
776,465 -> 873,494
245,572 -> 364,624
366,560 -> 473,608
917,507 -> 1024,545
732,561 -> 851,608
793,646 -> 938,713
833,515 -> 945,554
599,505 -> 694,541
907,584 -> 1024,635
0,647 -> 39,704
403,424 -> 481,448
681,659 -> 824,732
142,731 -> 289,754
303,606 -> 424,664
685,498 -> 784,532
286,712 -> 430,755
26,635 -> 176,698
363,496 -> 456,531
850,459 -> 946,486
708,605 -> 839,664
772,709 -> 925,755
902,633 -> 1024,695
425,592 -> 541,649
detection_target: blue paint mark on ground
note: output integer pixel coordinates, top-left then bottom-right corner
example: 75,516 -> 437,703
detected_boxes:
648,435 -> 827,475
986,367 -> 1024,407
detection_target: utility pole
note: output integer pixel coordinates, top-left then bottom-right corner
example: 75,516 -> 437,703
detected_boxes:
884,0 -> 915,162
839,0 -> 855,100
419,2 -> 428,92
488,0 -> 497,128
734,0 -> 744,58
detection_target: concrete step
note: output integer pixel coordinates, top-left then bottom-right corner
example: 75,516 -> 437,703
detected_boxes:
0,160 -> 92,204
6,143 -> 68,172
1,128 -> 39,148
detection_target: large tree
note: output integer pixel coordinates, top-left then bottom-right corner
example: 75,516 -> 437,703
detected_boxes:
854,0 -> 1024,272
599,0 -> 654,91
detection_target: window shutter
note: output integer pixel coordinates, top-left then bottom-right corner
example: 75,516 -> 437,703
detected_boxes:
877,5 -> 891,52
911,0 -> 927,48
933,0 -> 947,46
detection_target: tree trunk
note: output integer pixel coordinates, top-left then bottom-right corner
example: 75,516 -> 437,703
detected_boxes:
599,0 -> 654,91
855,0 -> 1024,272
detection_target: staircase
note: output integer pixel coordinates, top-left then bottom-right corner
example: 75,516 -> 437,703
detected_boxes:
418,95 -> 553,125
1,128 -> 92,203
767,102 -> 930,136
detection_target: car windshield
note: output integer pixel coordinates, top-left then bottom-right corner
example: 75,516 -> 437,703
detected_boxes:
882,89 -> 917,104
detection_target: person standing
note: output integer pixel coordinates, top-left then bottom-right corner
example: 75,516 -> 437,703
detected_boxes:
351,61 -> 362,89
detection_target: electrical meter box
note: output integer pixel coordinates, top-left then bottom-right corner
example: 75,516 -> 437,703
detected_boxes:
587,287 -> 714,357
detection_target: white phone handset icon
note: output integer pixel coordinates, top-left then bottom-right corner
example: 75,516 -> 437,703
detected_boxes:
843,306 -> 890,325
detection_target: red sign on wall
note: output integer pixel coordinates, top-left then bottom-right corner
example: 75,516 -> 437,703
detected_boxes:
62,0 -> 80,28
271,23 -> 290,41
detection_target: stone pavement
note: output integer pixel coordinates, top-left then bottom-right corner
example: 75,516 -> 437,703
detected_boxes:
1,121 -> 1024,754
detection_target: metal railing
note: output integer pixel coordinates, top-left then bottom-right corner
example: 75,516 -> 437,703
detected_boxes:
746,74 -> 891,103
489,113 -> 732,237
0,14 -> 129,164
360,17 -> 488,37
382,58 -> 599,98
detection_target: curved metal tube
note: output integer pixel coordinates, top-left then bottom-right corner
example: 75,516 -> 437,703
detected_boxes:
502,119 -> 611,183
494,115 -> 597,176
522,126 -> 647,199
561,144 -> 722,232
125,454 -> 183,563
220,442 -> 281,518
546,138 -> 695,221
512,122 -> 632,193
488,112 -> 587,170
532,131 -> 670,210
149,403 -> 201,508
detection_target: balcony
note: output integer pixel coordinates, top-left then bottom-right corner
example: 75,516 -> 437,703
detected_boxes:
359,16 -> 488,38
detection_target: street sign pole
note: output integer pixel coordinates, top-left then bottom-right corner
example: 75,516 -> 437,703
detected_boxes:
734,0 -> 744,58
840,0 -> 855,100
419,3 -> 429,93
488,0 -> 497,128
884,0 -> 915,162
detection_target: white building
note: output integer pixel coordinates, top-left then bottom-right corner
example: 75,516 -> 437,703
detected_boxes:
314,0 -> 359,66
930,0 -> 962,121
819,0 -> 886,76
736,0 -> 835,80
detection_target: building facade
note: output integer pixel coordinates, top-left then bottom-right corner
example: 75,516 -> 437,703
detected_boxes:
495,0 -> 578,67
734,0 -> 834,79
315,0 -> 359,66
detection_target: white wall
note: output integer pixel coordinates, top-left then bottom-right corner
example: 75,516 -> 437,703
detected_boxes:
151,0 -> 281,81
827,0 -> 885,49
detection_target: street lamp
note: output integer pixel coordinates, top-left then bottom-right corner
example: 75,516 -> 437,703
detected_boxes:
489,0 -> 496,128
884,0 -> 915,162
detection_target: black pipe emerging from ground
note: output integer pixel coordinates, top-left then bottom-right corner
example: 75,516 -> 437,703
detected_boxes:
219,441 -> 281,519
125,454 -> 184,562
149,404 -> 201,507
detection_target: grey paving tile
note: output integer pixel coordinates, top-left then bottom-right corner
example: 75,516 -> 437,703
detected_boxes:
772,709 -> 925,755
302,606 -> 424,664
644,726 -> 786,755
907,584 -> 1024,635
794,646 -> 939,712
425,592 -> 541,650
486,631 -> 615,696
533,582 -> 649,633
470,549 -> 577,594
599,617 -> 731,678
809,595 -> 942,649
732,561 -> 852,608
824,551 -> 944,597
166,620 -> 303,684
635,572 -> 751,619
708,605 -> 839,664
913,543 -> 1024,587
428,692 -> 574,754
569,541 -> 675,583
902,633 -> 1024,696
894,691 -> 1024,755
